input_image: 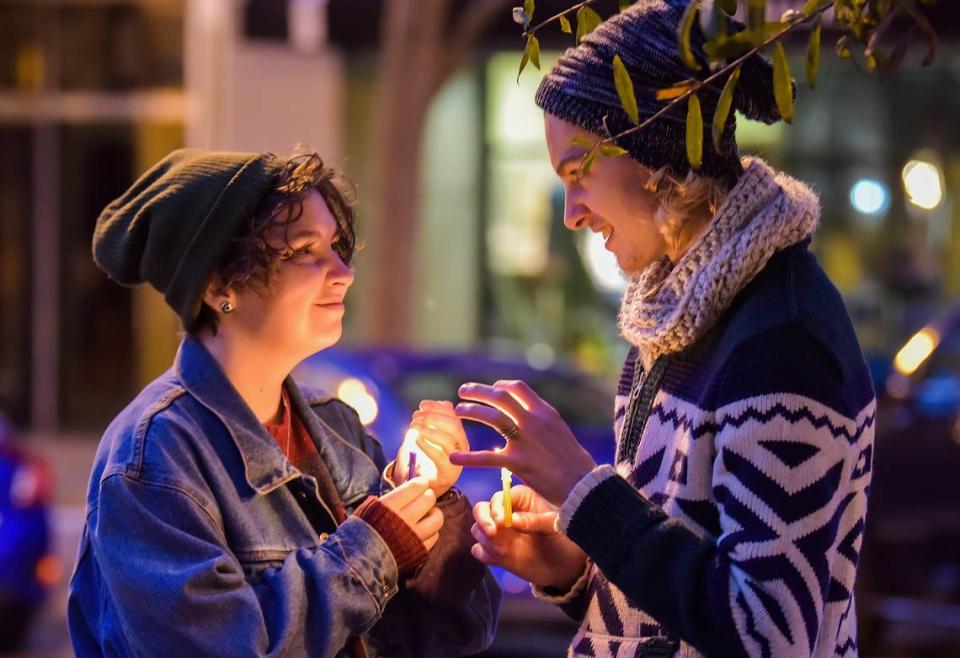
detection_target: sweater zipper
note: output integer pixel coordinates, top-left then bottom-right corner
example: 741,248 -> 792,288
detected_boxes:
616,355 -> 670,467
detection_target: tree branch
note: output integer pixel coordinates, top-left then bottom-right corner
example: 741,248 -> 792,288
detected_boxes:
522,0 -> 602,39
585,1 -> 834,158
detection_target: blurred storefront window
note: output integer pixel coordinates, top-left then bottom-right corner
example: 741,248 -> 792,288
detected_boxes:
0,127 -> 32,426
0,1 -> 185,431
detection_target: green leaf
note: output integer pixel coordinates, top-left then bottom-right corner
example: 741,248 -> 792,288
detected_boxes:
747,0 -> 766,31
559,14 -> 573,34
517,40 -> 531,82
802,0 -> 826,16
576,6 -> 603,44
712,65 -> 740,152
524,0 -> 535,21
529,35 -> 541,69
581,149 -> 599,176
619,0 -> 633,11
599,144 -> 629,157
612,54 -> 640,124
678,0 -> 702,71
656,81 -> 696,101
773,41 -> 793,123
570,136 -> 596,149
805,20 -> 821,88
686,92 -> 703,169
704,32 -> 754,59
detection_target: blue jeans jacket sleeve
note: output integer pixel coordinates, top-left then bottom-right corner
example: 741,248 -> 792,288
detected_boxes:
88,472 -> 398,658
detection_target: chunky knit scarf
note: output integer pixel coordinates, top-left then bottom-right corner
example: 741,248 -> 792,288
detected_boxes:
619,157 -> 820,369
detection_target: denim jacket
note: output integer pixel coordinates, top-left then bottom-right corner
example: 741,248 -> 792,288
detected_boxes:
67,337 -> 500,657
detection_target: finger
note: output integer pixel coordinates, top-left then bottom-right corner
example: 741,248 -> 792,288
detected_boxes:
411,425 -> 459,454
454,403 -> 515,435
411,410 -> 463,437
415,436 -> 451,469
387,458 -> 408,484
471,522 -> 488,545
382,476 -> 430,508
470,526 -> 507,559
449,450 -> 513,469
470,543 -> 501,566
511,484 -> 539,507
414,506 -> 444,540
493,380 -> 541,411
423,532 -> 440,552
401,486 -> 437,522
511,511 -> 558,535
458,383 -> 525,422
472,501 -> 497,537
419,399 -> 455,412
490,490 -> 505,525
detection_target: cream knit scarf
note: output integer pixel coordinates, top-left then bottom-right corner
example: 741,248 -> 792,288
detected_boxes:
618,157 -> 820,370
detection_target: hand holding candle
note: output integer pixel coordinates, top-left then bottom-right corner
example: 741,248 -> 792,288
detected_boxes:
400,400 -> 470,496
469,483 -> 588,590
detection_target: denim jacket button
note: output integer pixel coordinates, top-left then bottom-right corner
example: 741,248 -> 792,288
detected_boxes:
318,532 -> 329,542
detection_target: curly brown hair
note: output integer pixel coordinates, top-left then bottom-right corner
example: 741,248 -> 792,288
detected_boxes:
191,149 -> 358,335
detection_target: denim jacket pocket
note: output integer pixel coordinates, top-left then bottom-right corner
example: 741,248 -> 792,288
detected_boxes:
234,548 -> 303,583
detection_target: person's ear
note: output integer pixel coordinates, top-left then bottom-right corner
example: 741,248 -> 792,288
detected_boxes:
202,279 -> 237,315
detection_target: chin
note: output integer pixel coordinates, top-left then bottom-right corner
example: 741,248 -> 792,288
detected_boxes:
311,325 -> 343,352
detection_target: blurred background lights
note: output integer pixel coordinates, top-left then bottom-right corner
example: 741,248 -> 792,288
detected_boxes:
578,231 -> 627,296
850,178 -> 889,215
893,327 -> 940,376
902,159 -> 944,210
336,378 -> 379,425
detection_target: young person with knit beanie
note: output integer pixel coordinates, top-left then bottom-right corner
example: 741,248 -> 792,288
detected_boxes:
445,1 -> 875,656
67,149 -> 499,657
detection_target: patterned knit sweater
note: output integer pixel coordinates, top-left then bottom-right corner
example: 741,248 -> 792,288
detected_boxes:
539,164 -> 875,658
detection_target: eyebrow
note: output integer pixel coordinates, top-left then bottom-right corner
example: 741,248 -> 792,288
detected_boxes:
555,148 -> 587,176
288,230 -> 330,244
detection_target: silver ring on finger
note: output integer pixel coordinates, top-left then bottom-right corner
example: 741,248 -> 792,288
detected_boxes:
500,423 -> 521,441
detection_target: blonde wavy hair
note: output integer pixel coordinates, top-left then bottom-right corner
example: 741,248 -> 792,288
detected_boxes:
643,167 -> 731,255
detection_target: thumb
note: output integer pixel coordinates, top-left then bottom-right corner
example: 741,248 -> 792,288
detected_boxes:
509,510 -> 558,535
510,484 -> 546,513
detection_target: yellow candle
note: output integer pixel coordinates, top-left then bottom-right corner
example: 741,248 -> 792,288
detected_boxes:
500,468 -> 512,528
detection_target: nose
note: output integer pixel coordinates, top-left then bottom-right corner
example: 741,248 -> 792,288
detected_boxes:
563,192 -> 589,232
329,256 -> 355,289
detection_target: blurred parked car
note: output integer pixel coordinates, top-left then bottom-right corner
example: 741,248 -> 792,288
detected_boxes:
859,303 -> 960,651
295,348 -> 616,508
0,415 -> 55,653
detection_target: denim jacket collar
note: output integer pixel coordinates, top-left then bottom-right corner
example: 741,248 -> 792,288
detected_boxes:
175,336 -> 378,503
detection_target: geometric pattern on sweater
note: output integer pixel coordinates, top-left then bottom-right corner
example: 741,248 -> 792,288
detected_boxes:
572,377 -> 874,658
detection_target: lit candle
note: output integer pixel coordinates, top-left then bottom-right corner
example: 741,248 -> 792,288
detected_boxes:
408,451 -> 417,477
500,467 -> 512,528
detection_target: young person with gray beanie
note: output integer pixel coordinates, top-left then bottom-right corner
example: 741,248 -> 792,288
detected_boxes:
67,148 -> 499,658
447,1 -> 875,656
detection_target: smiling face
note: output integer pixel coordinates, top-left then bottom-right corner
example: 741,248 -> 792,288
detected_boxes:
544,113 -> 668,275
222,188 -> 355,362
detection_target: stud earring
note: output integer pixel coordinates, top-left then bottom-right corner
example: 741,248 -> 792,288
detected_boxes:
220,301 -> 234,314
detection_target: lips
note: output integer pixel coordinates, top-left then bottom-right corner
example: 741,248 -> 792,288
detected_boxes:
598,226 -> 613,249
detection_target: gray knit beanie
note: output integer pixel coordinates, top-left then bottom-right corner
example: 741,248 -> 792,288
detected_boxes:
535,0 -> 788,188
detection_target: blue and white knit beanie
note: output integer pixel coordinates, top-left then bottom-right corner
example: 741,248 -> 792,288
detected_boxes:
535,0 -> 789,188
